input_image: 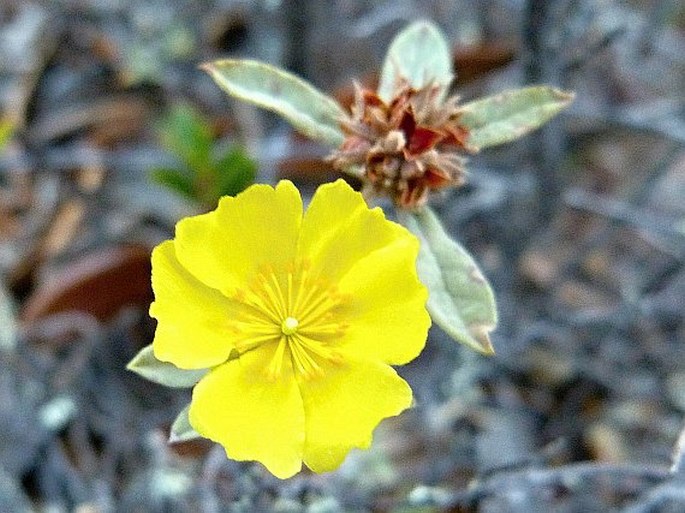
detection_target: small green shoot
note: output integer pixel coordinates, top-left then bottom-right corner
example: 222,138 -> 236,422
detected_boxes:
0,118 -> 14,153
150,103 -> 256,207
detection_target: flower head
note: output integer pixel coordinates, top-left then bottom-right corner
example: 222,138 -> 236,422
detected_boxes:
150,179 -> 430,478
328,81 -> 475,209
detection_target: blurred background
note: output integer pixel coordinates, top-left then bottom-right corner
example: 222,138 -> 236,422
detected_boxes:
0,1 -> 684,512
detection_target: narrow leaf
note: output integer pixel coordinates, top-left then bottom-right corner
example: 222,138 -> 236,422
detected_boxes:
158,104 -> 214,173
214,145 -> 257,197
378,20 -> 453,103
400,208 -> 497,354
202,59 -> 345,146
127,344 -> 207,388
150,167 -> 195,200
459,86 -> 574,150
169,404 -> 202,443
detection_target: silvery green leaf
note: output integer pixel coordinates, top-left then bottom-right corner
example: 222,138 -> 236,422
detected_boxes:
169,404 -> 202,443
401,207 -> 497,354
203,59 -> 345,146
378,20 -> 453,103
459,86 -> 574,150
127,344 -> 207,388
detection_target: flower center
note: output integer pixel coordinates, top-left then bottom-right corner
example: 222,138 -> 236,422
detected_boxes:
281,316 -> 299,335
230,260 -> 348,381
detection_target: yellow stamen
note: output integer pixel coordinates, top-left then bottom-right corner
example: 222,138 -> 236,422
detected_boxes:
292,333 -> 343,364
234,332 -> 281,353
289,339 -> 323,380
256,272 -> 286,319
230,259 -> 349,381
265,336 -> 287,381
238,288 -> 281,323
297,287 -> 340,325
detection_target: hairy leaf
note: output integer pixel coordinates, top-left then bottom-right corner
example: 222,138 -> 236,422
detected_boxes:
378,20 -> 453,103
127,344 -> 208,388
203,59 -> 345,146
401,207 -> 497,354
169,404 -> 202,443
459,86 -> 574,150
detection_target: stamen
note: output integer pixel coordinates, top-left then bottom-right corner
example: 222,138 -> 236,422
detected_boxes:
230,305 -> 276,326
234,332 -> 281,353
297,286 -> 340,324
299,322 -> 348,340
299,306 -> 341,328
287,271 -> 294,313
265,336 -> 287,381
256,272 -> 286,319
268,272 -> 288,315
291,268 -> 318,315
238,288 -> 281,323
292,333 -> 343,364
229,320 -> 280,336
230,259 -> 348,381
289,339 -> 324,380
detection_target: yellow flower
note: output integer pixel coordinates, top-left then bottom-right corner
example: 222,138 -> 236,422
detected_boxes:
150,179 -> 430,478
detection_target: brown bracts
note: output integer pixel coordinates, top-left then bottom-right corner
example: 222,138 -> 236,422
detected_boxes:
328,80 -> 476,209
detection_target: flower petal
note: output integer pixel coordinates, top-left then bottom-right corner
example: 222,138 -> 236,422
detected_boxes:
189,344 -> 305,479
337,236 -> 430,365
299,358 -> 412,473
298,179 -> 407,282
175,181 -> 303,295
150,240 -> 235,369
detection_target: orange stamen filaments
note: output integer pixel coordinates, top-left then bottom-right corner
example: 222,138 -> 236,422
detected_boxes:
230,260 -> 348,380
